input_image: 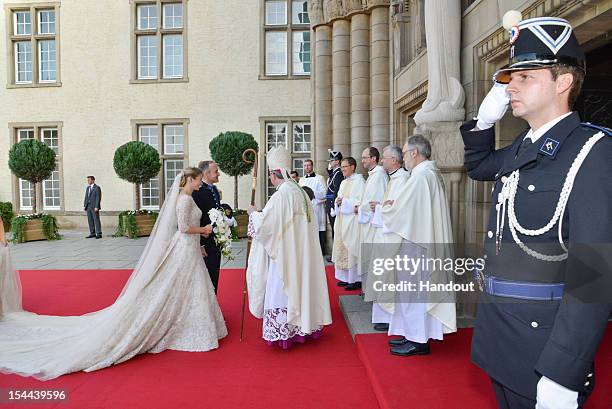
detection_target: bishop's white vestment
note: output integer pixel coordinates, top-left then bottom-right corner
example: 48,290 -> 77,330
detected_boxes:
247,180 -> 333,347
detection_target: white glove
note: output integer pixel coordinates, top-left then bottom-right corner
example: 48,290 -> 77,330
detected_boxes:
476,83 -> 510,130
535,376 -> 578,409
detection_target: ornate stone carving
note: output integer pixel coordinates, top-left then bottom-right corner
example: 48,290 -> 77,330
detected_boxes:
414,0 -> 465,125
366,0 -> 391,9
415,122 -> 464,168
344,0 -> 366,14
323,0 -> 343,21
309,0 -> 325,27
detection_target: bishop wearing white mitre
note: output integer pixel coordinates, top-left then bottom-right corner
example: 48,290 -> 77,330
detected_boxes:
247,146 -> 333,349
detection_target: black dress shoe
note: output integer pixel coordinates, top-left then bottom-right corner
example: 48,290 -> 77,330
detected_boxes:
388,337 -> 409,347
344,282 -> 362,291
337,281 -> 348,287
85,235 -> 95,238
95,235 -> 102,239
373,323 -> 389,332
390,341 -> 430,356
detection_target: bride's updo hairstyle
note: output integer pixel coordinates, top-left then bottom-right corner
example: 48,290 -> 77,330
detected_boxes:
179,167 -> 203,188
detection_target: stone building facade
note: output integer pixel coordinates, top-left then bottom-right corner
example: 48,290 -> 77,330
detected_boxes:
310,0 -> 611,247
0,0 -> 313,228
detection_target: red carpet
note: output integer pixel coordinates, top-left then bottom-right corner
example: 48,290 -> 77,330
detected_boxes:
0,267 -> 379,409
2,267 -> 610,409
355,324 -> 612,409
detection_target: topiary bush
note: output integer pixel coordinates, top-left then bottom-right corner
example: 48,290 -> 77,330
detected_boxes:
113,141 -> 161,211
8,139 -> 56,214
0,202 -> 13,231
209,131 -> 258,209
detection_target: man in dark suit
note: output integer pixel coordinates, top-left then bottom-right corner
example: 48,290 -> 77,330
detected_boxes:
192,161 -> 222,294
461,12 -> 611,409
84,175 -> 102,239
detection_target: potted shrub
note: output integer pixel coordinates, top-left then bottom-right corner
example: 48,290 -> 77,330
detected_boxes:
113,141 -> 161,238
0,202 -> 13,232
209,131 -> 258,236
8,139 -> 61,243
233,209 -> 249,239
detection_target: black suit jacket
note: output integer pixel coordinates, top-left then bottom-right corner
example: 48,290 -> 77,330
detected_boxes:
461,112 -> 612,398
84,184 -> 101,210
191,183 -> 221,248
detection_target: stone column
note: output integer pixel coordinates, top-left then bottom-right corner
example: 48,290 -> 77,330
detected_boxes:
412,1 -> 470,318
332,19 -> 351,156
350,13 -> 370,169
314,25 -> 333,175
369,6 -> 390,153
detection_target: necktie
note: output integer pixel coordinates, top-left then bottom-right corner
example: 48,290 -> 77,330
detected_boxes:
516,137 -> 533,158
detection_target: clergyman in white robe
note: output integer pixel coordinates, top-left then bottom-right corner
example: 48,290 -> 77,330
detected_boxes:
247,147 -> 333,349
299,168 -> 327,252
383,138 -> 456,352
332,171 -> 365,285
363,152 -> 410,326
357,164 -> 389,280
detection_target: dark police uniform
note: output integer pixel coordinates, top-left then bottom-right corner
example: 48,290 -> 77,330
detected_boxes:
461,13 -> 612,408
326,150 -> 344,238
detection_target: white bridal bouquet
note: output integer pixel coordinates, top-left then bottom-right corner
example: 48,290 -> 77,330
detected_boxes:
207,208 -> 234,261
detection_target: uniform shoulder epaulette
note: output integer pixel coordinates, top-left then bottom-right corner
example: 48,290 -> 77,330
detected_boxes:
581,122 -> 612,136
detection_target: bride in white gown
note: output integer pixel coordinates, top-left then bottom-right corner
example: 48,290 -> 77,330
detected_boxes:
0,167 -> 227,380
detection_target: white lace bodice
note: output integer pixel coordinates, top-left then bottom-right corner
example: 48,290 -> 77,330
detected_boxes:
177,194 -> 202,234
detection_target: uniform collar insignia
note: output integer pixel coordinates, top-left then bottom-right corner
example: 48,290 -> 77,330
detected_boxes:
539,138 -> 560,156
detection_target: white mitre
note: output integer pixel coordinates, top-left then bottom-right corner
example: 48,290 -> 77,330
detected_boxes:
266,146 -> 292,179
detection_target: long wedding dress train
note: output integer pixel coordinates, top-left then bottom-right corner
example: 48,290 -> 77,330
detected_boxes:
0,176 -> 227,380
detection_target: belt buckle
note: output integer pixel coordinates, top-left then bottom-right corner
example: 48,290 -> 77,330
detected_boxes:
475,270 -> 485,292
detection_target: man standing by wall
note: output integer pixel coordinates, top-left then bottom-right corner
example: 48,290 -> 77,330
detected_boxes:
84,176 -> 102,239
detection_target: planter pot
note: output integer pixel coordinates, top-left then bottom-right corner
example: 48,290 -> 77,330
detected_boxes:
23,219 -> 46,242
234,213 -> 249,238
123,214 -> 156,238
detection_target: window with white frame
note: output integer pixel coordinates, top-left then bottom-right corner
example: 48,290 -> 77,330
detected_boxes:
8,6 -> 58,86
137,121 -> 187,209
13,125 -> 62,211
263,1 -> 310,77
134,1 -> 186,81
265,119 -> 311,198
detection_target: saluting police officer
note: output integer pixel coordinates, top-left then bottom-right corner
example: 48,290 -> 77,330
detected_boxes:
326,150 -> 344,240
461,11 -> 611,409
